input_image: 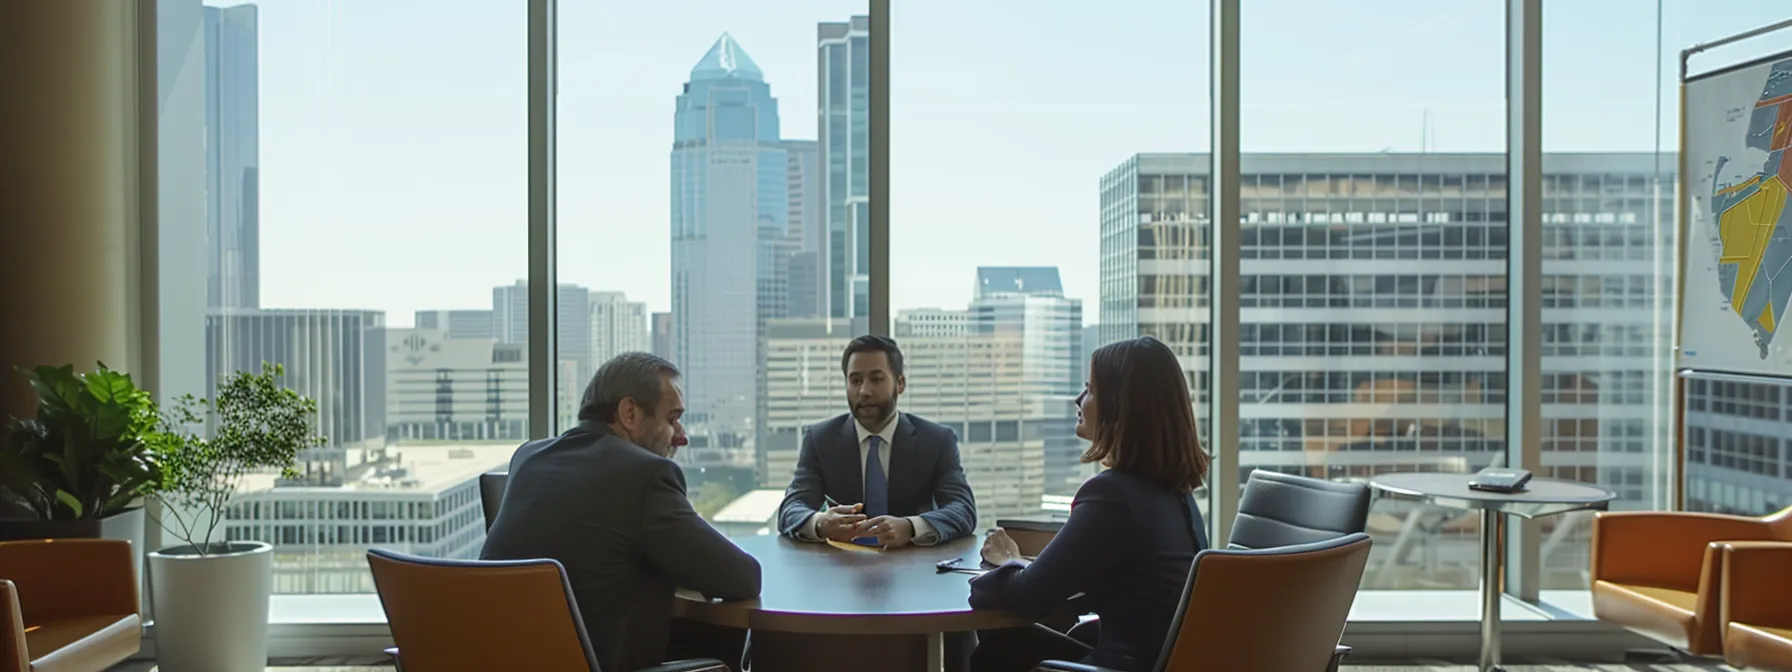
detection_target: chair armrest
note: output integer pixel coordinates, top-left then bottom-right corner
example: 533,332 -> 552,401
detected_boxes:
998,519 -> 1063,558
1030,623 -> 1096,653
1591,511 -> 1776,590
1721,541 -> 1792,630
1328,644 -> 1352,672
1033,662 -> 1124,672
0,539 -> 137,622
635,658 -> 731,672
2,581 -> 28,672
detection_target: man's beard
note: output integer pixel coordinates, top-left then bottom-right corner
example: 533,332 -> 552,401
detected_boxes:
630,428 -> 674,458
853,398 -> 896,426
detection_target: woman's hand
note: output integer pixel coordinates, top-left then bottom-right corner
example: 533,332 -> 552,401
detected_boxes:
981,528 -> 1023,566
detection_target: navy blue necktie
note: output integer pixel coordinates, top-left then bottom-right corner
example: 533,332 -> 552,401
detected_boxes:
863,435 -> 888,518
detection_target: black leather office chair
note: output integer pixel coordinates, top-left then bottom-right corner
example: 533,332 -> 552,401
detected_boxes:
1028,471 -> 1372,671
1229,469 -> 1371,671
1229,469 -> 1372,550
480,472 -> 508,531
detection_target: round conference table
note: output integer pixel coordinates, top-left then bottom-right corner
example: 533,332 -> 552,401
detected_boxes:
675,534 -> 1029,672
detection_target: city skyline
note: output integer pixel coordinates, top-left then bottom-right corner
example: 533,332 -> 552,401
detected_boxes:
162,0 -> 1792,596
228,0 -> 1792,328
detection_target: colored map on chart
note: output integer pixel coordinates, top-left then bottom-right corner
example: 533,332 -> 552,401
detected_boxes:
1708,58 -> 1792,360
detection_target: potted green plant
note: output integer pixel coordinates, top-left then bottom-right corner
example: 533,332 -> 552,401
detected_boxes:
146,363 -> 325,672
0,363 -> 165,586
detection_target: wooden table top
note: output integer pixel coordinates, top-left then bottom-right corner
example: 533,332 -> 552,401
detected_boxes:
674,534 -> 1030,635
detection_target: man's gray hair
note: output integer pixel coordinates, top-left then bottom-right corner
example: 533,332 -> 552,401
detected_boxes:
579,352 -> 680,423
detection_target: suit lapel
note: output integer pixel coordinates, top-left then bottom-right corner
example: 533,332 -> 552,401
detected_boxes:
839,417 -> 864,504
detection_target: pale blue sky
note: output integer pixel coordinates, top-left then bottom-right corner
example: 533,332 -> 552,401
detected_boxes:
214,0 -> 1792,327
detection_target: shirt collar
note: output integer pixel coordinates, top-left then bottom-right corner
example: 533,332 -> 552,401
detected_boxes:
854,413 -> 900,447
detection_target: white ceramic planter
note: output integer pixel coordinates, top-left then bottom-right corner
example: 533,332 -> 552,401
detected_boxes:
148,541 -> 273,672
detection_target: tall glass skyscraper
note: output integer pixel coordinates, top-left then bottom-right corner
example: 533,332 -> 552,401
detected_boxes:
671,34 -> 788,441
203,4 -> 259,311
818,17 -> 870,319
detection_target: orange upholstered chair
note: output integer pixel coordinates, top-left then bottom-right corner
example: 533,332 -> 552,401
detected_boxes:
367,548 -> 729,672
1034,533 -> 1371,672
1590,505 -> 1792,655
1720,541 -> 1792,671
0,539 -> 141,672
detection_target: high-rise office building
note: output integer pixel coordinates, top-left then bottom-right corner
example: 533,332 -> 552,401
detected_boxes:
414,309 -> 495,340
206,309 -> 388,485
969,267 -> 1085,495
589,291 -> 650,365
1100,152 -> 1678,586
651,311 -> 675,362
671,34 -> 788,442
784,139 -> 824,319
894,309 -> 970,338
491,281 -> 595,385
203,4 -> 259,310
1681,376 -> 1792,515
385,328 -> 529,442
818,17 -> 870,319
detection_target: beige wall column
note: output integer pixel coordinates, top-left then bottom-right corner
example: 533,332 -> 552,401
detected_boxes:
0,2 -> 145,419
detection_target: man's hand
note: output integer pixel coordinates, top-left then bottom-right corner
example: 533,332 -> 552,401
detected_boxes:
814,503 -> 868,542
856,515 -> 916,548
981,528 -> 1022,566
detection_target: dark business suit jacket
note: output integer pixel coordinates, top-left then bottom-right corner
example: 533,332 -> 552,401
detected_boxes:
480,421 -> 761,672
969,469 -> 1209,672
776,412 -> 978,542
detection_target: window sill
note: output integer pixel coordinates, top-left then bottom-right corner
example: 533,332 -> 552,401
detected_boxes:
132,589 -> 1652,662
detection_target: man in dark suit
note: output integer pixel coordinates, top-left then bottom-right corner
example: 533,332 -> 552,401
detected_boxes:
777,335 -> 977,548
482,352 -> 760,672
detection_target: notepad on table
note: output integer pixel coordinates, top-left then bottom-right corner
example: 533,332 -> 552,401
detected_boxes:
826,539 -> 883,553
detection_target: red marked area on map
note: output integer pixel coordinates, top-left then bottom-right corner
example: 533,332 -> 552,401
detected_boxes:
1769,100 -> 1792,152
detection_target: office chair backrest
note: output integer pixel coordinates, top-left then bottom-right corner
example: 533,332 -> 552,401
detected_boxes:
1156,533 -> 1372,672
1228,470 -> 1371,550
367,548 -> 599,671
480,472 -> 508,531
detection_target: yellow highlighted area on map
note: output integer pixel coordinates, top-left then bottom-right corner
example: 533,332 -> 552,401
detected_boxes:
1762,302 -> 1778,333
1719,176 -> 1789,314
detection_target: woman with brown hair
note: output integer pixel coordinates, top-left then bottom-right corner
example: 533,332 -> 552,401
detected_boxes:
967,335 -> 1212,672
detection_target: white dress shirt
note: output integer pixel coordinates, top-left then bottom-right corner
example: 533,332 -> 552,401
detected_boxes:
799,414 -> 941,546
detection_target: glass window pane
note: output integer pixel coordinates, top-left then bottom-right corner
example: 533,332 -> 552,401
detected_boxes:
891,1 -> 1211,526
559,2 -> 870,529
1538,0 -> 1792,596
157,0 -> 528,595
1241,0 -> 1507,591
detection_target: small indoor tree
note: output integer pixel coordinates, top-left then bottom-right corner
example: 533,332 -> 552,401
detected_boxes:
152,363 -> 326,555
